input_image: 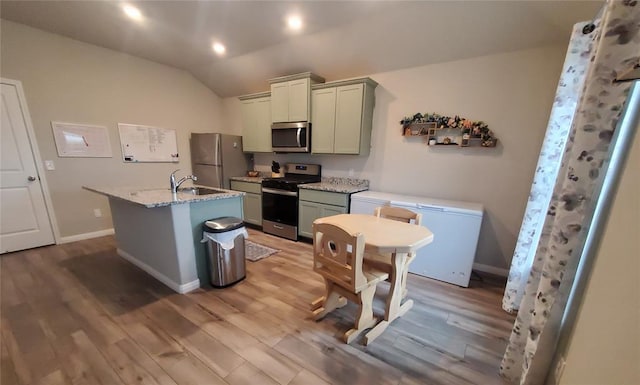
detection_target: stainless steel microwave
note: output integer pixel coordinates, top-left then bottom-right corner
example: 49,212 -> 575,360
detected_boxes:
272,122 -> 310,153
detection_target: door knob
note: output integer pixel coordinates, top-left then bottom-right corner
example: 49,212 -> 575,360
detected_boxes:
27,176 -> 37,181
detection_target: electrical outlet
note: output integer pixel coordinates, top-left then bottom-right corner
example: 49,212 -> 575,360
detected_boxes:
44,160 -> 55,170
348,168 -> 355,177
93,208 -> 102,218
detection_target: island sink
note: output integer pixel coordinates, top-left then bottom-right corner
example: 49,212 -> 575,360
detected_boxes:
177,187 -> 226,195
83,185 -> 245,293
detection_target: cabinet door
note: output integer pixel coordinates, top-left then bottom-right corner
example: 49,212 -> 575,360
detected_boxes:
241,100 -> 257,152
243,193 -> 262,226
298,201 -> 347,238
298,200 -> 321,238
253,97 -> 271,152
334,83 -> 364,154
241,96 -> 271,153
270,82 -> 289,123
288,78 -> 310,122
321,205 -> 347,217
311,88 -> 336,154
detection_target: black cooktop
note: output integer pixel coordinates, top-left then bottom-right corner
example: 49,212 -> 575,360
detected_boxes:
262,174 -> 321,192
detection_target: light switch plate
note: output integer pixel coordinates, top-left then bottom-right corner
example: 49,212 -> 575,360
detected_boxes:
44,160 -> 55,170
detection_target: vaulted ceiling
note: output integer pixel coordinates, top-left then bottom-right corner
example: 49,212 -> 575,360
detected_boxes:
0,1 -> 602,97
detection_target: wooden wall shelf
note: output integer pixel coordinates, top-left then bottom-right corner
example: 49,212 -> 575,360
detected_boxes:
402,122 -> 436,137
403,124 -> 498,148
400,114 -> 498,148
425,127 -> 498,148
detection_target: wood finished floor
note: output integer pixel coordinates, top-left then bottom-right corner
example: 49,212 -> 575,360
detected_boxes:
1,229 -> 515,385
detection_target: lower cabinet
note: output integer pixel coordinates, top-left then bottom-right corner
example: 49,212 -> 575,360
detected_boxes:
298,189 -> 349,238
230,180 -> 262,226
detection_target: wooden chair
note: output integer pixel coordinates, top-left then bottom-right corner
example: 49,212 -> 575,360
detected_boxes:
310,222 -> 389,343
365,206 -> 422,298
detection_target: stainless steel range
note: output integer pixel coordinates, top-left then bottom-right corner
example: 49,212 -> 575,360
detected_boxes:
261,163 -> 321,240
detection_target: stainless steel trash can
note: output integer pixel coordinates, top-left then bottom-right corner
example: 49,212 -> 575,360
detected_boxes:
203,217 -> 246,287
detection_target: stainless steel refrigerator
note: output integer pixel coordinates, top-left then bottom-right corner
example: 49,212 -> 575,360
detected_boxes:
190,133 -> 249,189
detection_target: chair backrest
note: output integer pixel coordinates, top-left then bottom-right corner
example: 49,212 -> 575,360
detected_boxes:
313,222 -> 368,293
374,206 -> 422,226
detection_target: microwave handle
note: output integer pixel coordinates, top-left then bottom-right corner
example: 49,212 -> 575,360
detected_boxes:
296,128 -> 302,148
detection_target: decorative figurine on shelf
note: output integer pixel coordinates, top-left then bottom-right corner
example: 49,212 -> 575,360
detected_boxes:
410,125 -> 423,135
443,137 -> 452,144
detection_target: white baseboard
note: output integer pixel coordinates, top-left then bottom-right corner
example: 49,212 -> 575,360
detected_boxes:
58,228 -> 115,244
116,248 -> 200,294
473,263 -> 509,277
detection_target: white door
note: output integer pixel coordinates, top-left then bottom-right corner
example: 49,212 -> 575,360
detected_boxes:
0,81 -> 55,253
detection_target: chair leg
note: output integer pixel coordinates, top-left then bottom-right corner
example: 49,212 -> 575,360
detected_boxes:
312,281 -> 346,320
343,285 -> 378,344
310,296 -> 325,311
311,295 -> 347,312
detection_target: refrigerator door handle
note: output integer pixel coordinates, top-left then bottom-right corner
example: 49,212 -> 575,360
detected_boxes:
215,135 -> 223,187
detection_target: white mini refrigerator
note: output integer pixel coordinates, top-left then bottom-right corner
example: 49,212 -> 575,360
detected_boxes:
350,191 -> 483,287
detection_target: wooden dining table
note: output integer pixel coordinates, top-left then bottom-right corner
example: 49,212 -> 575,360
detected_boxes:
313,213 -> 434,345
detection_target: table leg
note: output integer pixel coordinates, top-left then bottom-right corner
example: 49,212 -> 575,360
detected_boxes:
401,254 -> 416,299
364,252 -> 413,345
385,251 -> 406,321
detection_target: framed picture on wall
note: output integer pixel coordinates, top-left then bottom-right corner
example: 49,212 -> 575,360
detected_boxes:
51,121 -> 112,158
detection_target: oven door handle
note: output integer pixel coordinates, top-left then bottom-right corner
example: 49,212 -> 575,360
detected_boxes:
262,187 -> 298,197
296,128 -> 302,148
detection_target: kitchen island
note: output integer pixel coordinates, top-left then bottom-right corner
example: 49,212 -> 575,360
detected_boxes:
84,186 -> 244,293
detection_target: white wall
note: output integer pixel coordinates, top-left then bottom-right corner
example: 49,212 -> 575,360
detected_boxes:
0,21 -> 225,238
223,44 -> 566,270
559,121 -> 639,385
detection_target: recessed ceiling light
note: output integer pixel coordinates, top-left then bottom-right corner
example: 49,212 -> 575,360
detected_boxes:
212,42 -> 226,55
122,4 -> 143,21
287,15 -> 303,30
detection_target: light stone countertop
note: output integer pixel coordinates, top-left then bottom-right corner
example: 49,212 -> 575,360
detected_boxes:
230,176 -> 265,183
83,185 -> 244,208
299,177 -> 369,194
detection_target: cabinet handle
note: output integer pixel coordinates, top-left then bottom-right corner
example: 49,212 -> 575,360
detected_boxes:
27,176 -> 37,182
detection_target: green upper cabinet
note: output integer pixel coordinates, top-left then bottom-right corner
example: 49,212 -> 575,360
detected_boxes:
311,78 -> 377,155
239,92 -> 271,153
310,87 -> 337,154
270,82 -> 289,123
269,72 -> 325,123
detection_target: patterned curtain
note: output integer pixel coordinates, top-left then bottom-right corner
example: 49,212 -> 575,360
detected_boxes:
500,1 -> 639,384
502,22 -> 595,313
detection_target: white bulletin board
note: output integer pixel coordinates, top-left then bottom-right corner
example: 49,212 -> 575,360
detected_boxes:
51,121 -> 112,158
117,123 -> 179,163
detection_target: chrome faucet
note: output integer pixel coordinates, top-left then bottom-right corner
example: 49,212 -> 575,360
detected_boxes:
170,169 -> 198,193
